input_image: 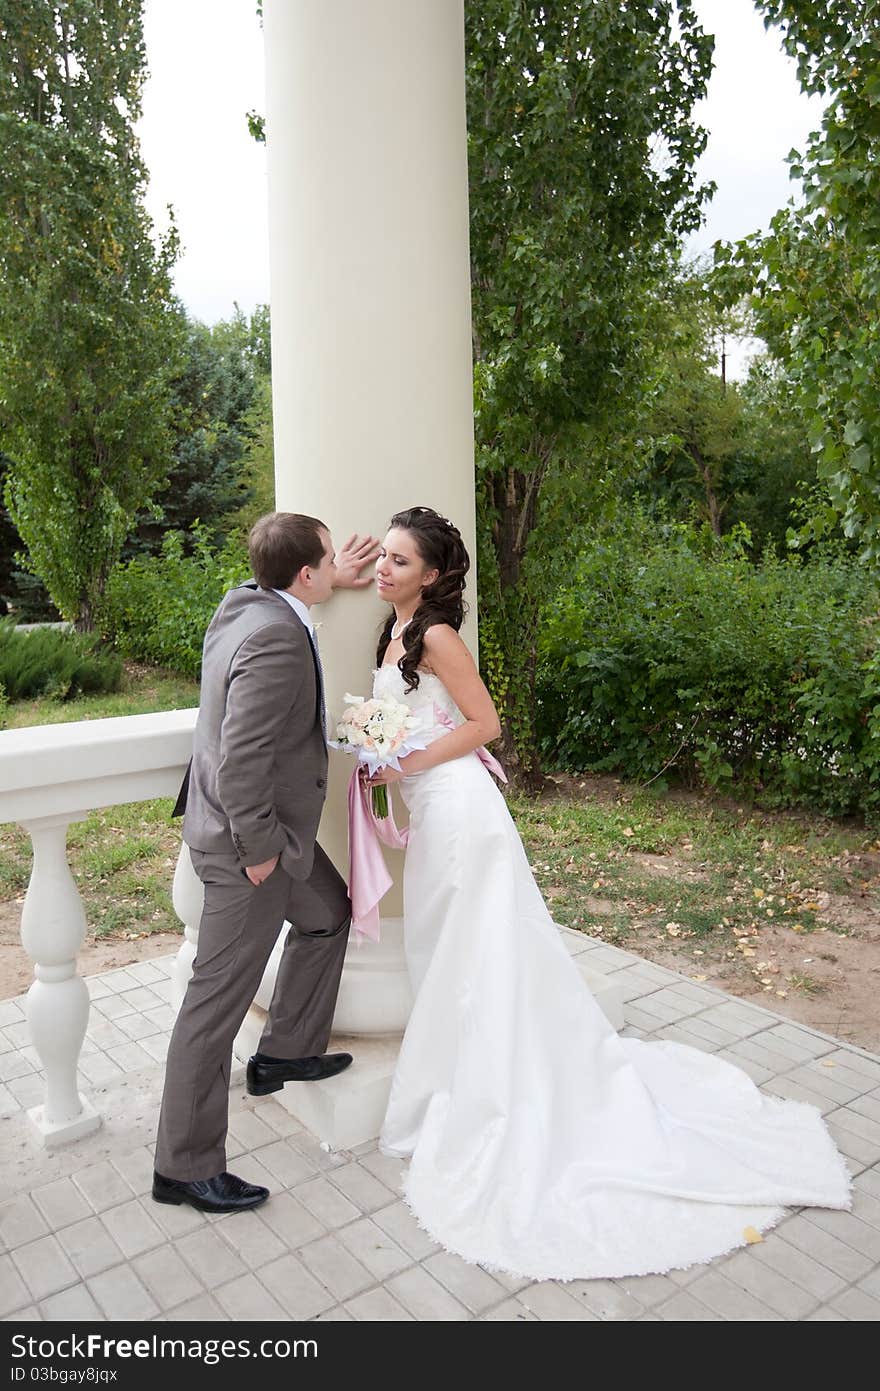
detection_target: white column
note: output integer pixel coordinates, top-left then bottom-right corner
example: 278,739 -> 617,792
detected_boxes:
19,815 -> 100,1146
263,0 -> 475,895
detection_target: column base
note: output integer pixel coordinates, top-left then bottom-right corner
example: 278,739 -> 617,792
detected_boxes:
234,958 -> 624,1150
27,1094 -> 102,1149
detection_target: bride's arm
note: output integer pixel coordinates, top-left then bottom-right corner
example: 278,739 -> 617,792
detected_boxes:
369,624 -> 501,784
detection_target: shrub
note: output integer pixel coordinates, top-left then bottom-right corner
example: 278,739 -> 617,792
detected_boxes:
0,619 -> 123,701
537,516 -> 880,818
101,527 -> 250,678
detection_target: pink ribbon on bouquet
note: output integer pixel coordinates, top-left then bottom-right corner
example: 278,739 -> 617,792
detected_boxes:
347,704 -> 507,940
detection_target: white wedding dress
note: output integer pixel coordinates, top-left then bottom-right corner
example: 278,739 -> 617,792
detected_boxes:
372,663 -> 851,1281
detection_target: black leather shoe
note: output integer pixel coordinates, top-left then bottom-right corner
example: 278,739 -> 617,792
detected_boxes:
246,1051 -> 353,1095
152,1170 -> 269,1213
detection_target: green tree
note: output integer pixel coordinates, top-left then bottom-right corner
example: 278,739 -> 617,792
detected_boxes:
125,312 -> 262,557
716,0 -> 880,556
0,0 -> 182,629
466,0 -> 714,779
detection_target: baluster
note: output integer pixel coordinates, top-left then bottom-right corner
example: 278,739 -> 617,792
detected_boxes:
19,814 -> 101,1145
171,843 -> 203,1008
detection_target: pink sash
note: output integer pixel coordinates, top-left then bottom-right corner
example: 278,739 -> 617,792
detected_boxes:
347,706 -> 507,940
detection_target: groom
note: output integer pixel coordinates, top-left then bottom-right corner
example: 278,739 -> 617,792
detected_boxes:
153,512 -> 378,1214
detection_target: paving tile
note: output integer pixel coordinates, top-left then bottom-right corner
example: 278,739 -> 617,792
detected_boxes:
0,1051 -> 35,1082
854,1165 -> 880,1200
326,1161 -> 397,1214
357,1148 -> 405,1192
100,1200 -> 166,1258
13,1236 -> 78,1301
0,1001 -> 25,1028
616,1273 -> 681,1308
287,1131 -> 348,1173
214,1208 -> 287,1269
423,1251 -> 508,1313
779,1213 -> 874,1282
257,1192 -> 326,1250
515,1281 -> 600,1321
124,961 -> 167,986
312,1304 -> 352,1320
823,1050 -> 880,1087
386,1266 -> 471,1321
655,1291 -> 719,1320
87,1266 -> 159,1320
110,1146 -> 155,1196
90,994 -> 137,1021
480,1298 -> 537,1320
565,1277 -> 647,1320
716,1247 -> 818,1319
248,1098 -> 303,1138
336,1216 -> 412,1281
297,1233 -> 373,1300
97,968 -> 142,994
804,1306 -> 847,1320
132,1245 -> 203,1310
106,1041 -> 155,1074
214,1273 -> 288,1322
847,1094 -> 880,1127
114,1012 -> 163,1042
826,1106 -> 880,1148
295,1177 -> 361,1231
663,1014 -> 741,1049
226,1109 -> 280,1152
786,1064 -> 863,1106
0,1253 -> 30,1318
803,1207 -> 880,1262
72,1161 -> 134,1213
372,1201 -> 440,1261
727,1232 -> 845,1303
3,1021 -> 31,1049
828,1285 -> 880,1321
252,1139 -> 318,1187
85,1018 -> 129,1050
164,1293 -> 229,1321
144,1194 -> 206,1240
684,1269 -> 783,1320
0,1196 -> 49,1251
763,1076 -> 836,1117
138,1035 -> 170,1064
713,1050 -> 773,1087
825,1118 -> 880,1169
77,1053 -> 125,1086
761,1024 -> 836,1060
2,1306 -> 41,1322
257,1252 -> 335,1320
695,1003 -> 778,1040
58,1217 -> 125,1279
344,1288 -> 414,1321
623,995 -> 683,1026
0,1084 -> 21,1118
7,1074 -> 47,1107
39,1284 -> 105,1321
175,1226 -> 248,1286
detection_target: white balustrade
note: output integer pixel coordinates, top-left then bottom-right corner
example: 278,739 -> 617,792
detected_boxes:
0,709 -> 196,1147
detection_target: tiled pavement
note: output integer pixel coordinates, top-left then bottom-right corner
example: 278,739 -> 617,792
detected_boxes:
1,932 -> 880,1323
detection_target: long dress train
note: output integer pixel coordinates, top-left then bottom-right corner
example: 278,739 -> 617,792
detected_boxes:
372,663 -> 851,1281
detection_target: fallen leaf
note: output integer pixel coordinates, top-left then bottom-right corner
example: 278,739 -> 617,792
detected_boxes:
743,1227 -> 764,1245
820,1059 -> 836,1068
622,827 -> 634,838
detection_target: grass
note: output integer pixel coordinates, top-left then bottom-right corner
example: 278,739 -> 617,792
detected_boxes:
508,779 -> 879,990
3,671 -> 877,968
1,663 -> 199,942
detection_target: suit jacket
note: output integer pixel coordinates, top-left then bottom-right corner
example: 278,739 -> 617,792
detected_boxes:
177,582 -> 328,881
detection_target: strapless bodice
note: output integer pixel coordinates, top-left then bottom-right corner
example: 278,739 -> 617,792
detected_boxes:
372,662 -> 465,733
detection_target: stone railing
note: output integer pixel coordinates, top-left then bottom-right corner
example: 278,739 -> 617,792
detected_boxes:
0,710 -> 196,1146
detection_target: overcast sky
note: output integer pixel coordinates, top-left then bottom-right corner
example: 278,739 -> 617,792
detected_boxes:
138,0 -> 824,370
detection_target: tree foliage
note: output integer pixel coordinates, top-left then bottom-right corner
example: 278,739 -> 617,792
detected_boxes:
716,0 -> 880,556
465,0 -> 714,778
0,0 -> 182,628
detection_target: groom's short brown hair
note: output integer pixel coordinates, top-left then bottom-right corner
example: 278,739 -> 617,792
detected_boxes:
248,512 -> 328,590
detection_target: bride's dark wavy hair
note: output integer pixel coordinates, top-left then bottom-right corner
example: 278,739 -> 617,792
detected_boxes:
376,506 -> 470,691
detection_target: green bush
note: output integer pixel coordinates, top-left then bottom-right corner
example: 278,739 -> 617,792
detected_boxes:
0,619 -> 123,701
101,527 -> 249,678
537,517 -> 880,818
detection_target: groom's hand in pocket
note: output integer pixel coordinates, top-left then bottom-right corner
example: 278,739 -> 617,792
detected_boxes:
245,854 -> 279,886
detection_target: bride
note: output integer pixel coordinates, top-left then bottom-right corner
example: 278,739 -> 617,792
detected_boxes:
362,505 -> 851,1281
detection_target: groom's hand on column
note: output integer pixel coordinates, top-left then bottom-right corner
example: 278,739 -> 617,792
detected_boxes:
245,855 -> 279,886
333,533 -> 381,589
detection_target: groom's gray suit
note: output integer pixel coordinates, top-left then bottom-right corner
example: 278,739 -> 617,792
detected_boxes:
155,581 -> 350,1181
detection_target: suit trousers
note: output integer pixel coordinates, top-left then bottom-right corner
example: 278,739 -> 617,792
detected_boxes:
155,843 -> 350,1180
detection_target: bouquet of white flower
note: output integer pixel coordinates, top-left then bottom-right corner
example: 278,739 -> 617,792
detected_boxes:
330,693 -> 427,817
